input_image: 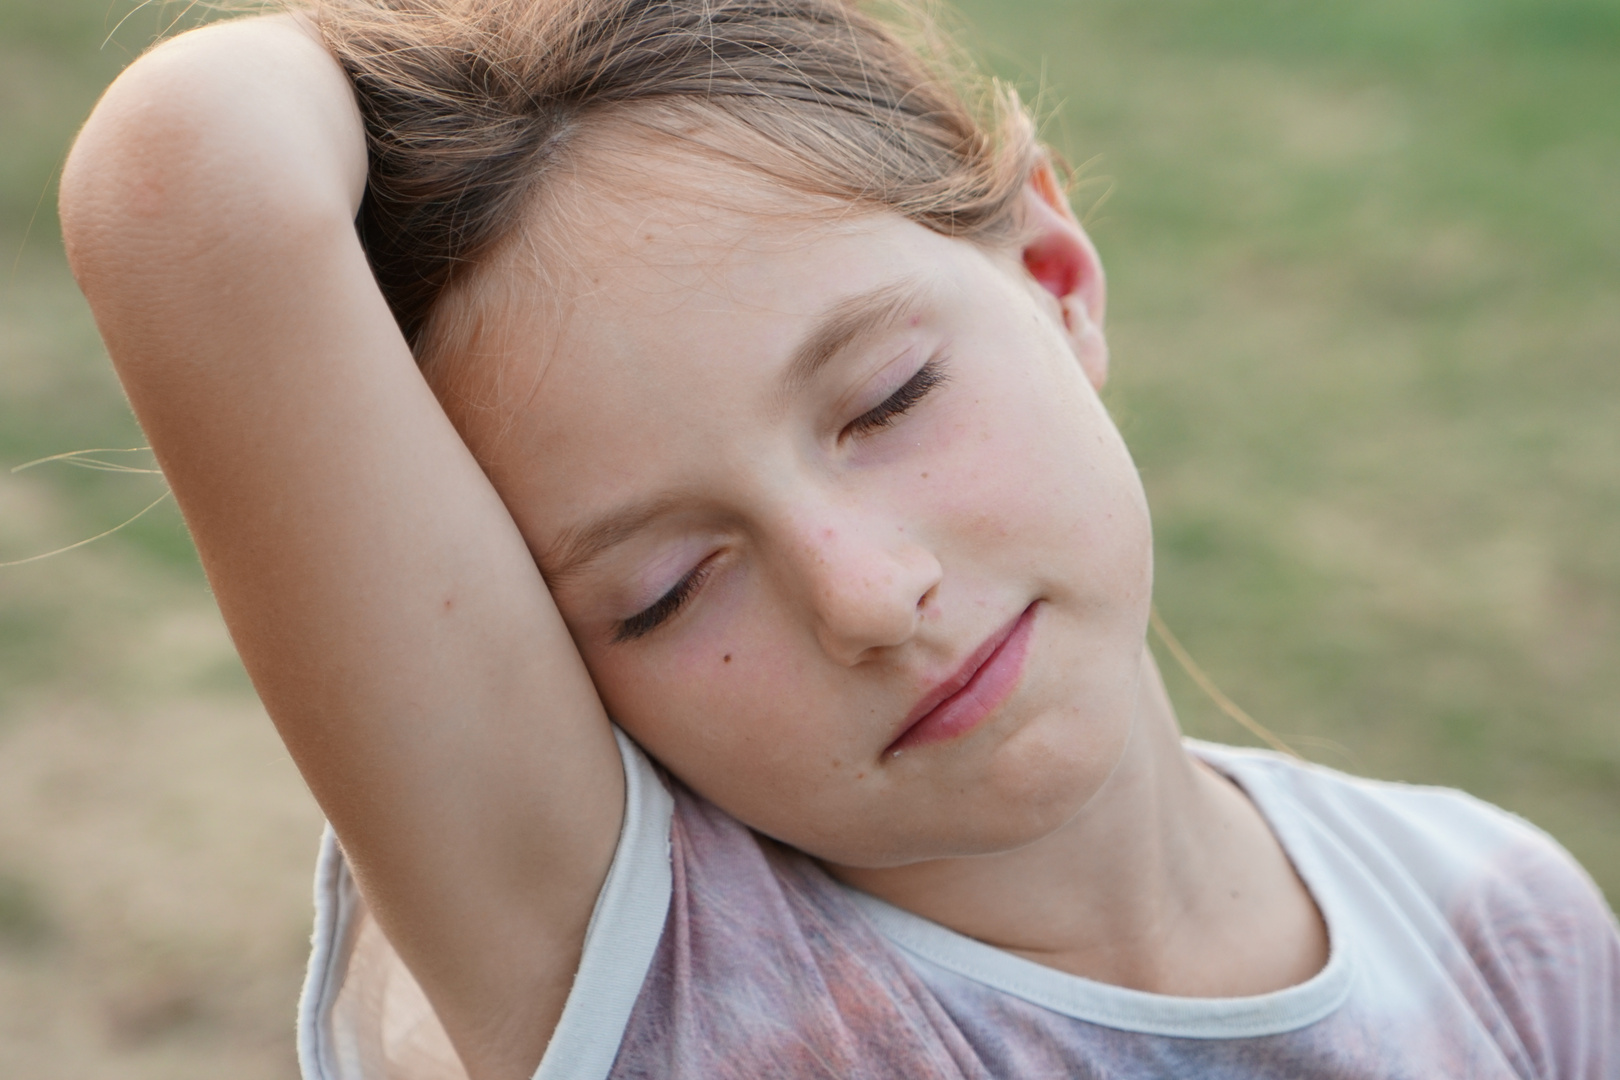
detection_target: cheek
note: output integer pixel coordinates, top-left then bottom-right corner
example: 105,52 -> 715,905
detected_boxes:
586,597 -> 839,800
925,356 -> 1148,579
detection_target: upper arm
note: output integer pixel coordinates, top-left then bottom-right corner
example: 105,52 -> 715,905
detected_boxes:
62,17 -> 626,1078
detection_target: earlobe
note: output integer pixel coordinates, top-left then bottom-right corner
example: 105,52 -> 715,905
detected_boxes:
1019,159 -> 1109,390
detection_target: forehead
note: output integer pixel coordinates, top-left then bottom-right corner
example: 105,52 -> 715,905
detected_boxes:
455,130 -> 980,361
436,149 -> 1021,566
529,155 -> 913,337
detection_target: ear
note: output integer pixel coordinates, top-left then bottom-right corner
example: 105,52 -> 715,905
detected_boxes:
1019,158 -> 1108,390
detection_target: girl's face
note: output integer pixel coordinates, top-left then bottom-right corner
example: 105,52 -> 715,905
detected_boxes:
456,161 -> 1154,869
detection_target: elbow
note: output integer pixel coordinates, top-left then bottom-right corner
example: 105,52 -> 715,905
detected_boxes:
60,18 -> 364,294
58,47 -> 211,291
58,17 -> 367,372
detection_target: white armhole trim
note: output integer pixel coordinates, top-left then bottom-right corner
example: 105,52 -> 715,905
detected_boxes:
296,728 -> 675,1080
532,728 -> 674,1080
299,821 -> 363,1080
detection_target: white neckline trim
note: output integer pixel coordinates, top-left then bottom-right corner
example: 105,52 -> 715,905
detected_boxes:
840,743 -> 1354,1039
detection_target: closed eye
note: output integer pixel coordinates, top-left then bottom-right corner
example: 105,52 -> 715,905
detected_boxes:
844,358 -> 949,438
612,359 -> 947,643
613,559 -> 713,643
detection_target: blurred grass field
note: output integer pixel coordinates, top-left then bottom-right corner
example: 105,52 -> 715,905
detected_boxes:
1,0 -> 1617,1074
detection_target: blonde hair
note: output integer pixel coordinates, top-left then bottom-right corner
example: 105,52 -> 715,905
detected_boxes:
311,0 -> 1041,364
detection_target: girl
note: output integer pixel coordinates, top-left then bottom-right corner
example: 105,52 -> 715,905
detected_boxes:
57,0 -> 1619,1077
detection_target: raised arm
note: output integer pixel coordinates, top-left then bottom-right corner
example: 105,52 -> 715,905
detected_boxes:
58,16 -> 624,1077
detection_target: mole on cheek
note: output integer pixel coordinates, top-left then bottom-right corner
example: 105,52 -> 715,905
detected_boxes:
723,654 -> 733,663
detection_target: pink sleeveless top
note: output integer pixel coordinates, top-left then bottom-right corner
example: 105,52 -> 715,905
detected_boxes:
297,733 -> 1620,1080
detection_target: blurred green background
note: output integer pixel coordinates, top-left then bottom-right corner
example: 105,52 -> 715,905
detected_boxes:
0,0 -> 1616,1074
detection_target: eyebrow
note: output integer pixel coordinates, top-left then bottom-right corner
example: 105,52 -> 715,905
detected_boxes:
540,492 -> 689,587
542,277 -> 934,584
778,277 -> 931,399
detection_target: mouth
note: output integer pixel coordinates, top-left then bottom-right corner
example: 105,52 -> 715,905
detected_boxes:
885,602 -> 1039,756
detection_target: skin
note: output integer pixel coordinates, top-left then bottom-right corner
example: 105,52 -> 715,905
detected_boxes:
59,15 -> 1326,1080
463,145 -> 1327,997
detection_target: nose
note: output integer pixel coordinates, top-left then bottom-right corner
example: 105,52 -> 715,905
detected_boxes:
787,506 -> 944,666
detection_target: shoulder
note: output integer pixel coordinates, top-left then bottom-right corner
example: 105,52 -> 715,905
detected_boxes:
1192,740 -> 1620,1080
1189,740 -> 1583,901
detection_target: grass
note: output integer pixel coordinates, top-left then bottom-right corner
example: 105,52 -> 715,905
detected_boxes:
948,0 -> 1620,892
0,0 -> 1616,1070
0,869 -> 52,953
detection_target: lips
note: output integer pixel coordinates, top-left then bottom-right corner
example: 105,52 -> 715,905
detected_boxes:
886,602 -> 1038,755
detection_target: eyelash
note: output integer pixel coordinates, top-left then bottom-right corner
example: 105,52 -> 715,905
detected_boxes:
844,357 -> 949,438
612,357 -> 950,644
614,560 -> 714,643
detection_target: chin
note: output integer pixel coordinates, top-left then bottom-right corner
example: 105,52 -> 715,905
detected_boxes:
823,724 -> 1127,869
972,701 -> 1131,844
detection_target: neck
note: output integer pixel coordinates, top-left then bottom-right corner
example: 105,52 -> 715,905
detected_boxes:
826,647 -> 1328,997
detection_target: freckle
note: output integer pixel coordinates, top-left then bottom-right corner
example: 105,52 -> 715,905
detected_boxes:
855,771 -> 866,780
723,654 -> 732,663
443,597 -> 454,610
920,472 -> 929,479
